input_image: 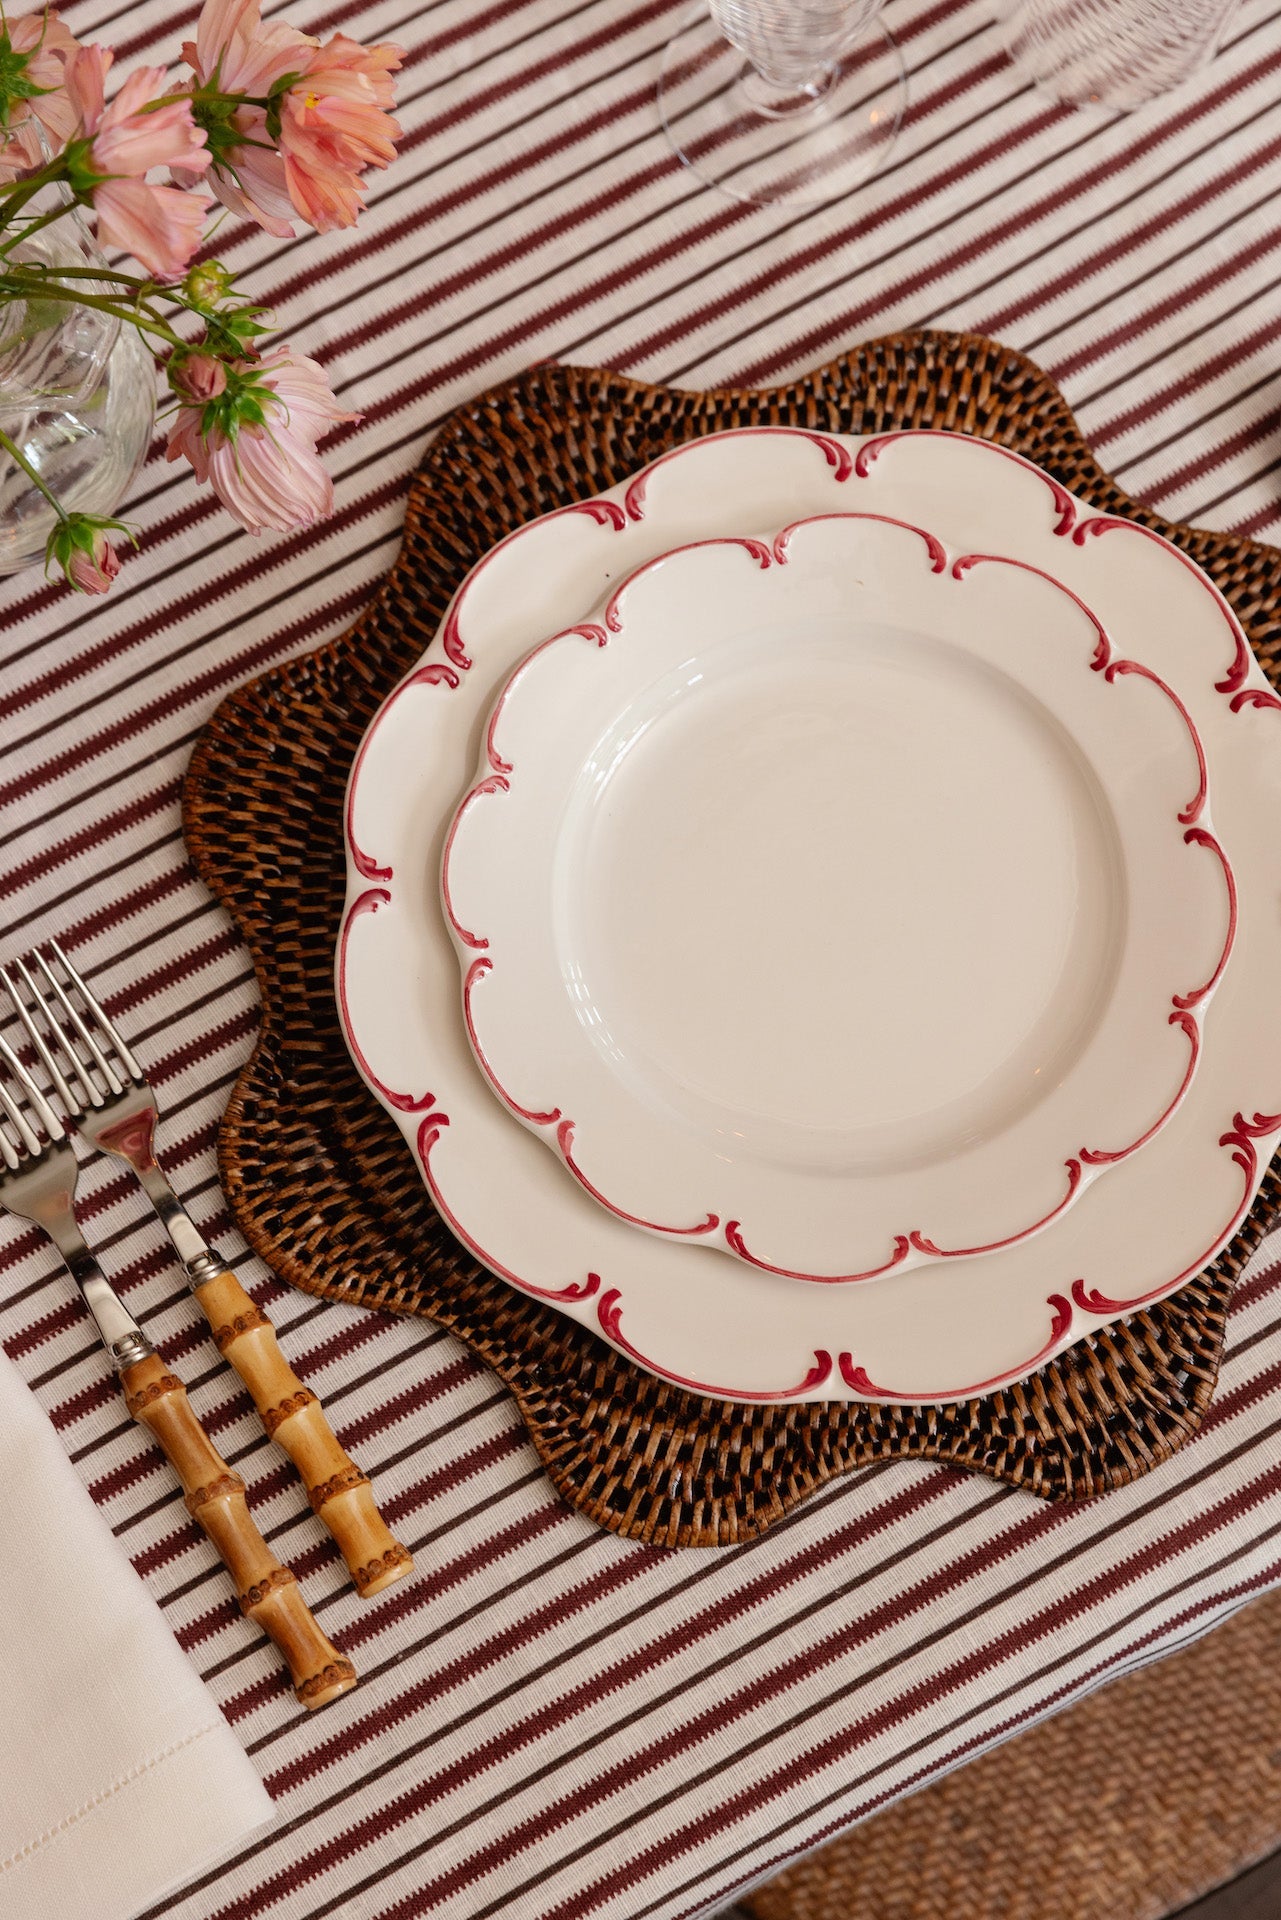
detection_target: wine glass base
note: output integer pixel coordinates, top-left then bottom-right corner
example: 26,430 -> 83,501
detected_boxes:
658,7 -> 906,209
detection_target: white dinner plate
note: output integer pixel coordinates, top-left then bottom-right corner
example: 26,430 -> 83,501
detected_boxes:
339,428 -> 1281,1403
440,512 -> 1231,1283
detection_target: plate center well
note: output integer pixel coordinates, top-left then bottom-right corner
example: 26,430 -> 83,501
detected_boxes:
556,620 -> 1124,1174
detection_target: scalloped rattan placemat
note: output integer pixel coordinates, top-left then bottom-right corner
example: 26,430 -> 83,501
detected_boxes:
182,331 -> 1281,1547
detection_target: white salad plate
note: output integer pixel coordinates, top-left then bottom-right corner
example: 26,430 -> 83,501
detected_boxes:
339,428 -> 1281,1403
440,512 -> 1231,1284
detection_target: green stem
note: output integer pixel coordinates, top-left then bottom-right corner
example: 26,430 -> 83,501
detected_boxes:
0,277 -> 186,346
0,158 -> 67,228
0,262 -> 159,289
0,265 -> 227,327
0,201 -> 75,258
0,425 -> 68,520
12,268 -> 223,328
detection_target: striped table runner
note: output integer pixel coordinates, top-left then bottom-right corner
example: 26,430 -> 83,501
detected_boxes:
4,0 -> 1281,1913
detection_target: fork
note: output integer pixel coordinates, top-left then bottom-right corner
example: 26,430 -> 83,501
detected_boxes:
0,1028 -> 356,1707
1,942 -> 413,1600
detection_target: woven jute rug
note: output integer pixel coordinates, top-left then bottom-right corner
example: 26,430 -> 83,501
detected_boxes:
742,1592 -> 1281,1920
183,331 -> 1281,1545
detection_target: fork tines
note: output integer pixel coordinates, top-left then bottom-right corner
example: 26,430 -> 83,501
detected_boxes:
0,1021 -> 64,1168
0,942 -> 141,1122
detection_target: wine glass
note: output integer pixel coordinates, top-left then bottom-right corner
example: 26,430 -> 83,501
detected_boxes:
658,0 -> 907,209
996,0 -> 1238,110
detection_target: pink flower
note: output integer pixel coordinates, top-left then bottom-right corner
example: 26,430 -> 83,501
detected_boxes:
166,347 -> 358,534
0,11 -> 81,177
180,0 -> 311,235
64,44 -> 211,277
67,528 -> 120,592
182,0 -> 401,235
276,36 -> 401,232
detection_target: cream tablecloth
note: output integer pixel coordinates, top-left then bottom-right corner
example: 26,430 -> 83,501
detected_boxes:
3,0 -> 1281,1914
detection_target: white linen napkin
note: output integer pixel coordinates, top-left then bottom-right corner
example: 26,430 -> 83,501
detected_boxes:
0,1348 -> 273,1920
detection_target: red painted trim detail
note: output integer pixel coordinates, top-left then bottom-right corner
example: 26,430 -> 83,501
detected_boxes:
483,623 -> 610,775
438,497 -> 627,671
853,430 -> 1077,536
838,1294 -> 1075,1401
1230,686 -> 1281,714
622,427 -> 853,521
345,660 -> 460,882
336,890 -> 439,1113
462,958 -> 563,1128
413,1109 -> 600,1304
439,773 -> 510,951
581,499 -> 629,528
951,564 -> 1230,973
603,537 -> 773,632
1104,659 -> 1207,825
1173,828 -> 1237,1010
438,602 -> 471,672
923,554 -> 1232,1247
771,512 -> 947,572
951,551 -> 1110,664
723,1220 -> 912,1285
1078,1009 -> 1200,1166
908,1162 -> 1084,1260
596,1289 -> 833,1400
1071,513 -> 1255,697
1071,1110 -> 1281,1315
484,701 -> 514,777
557,1121 -> 720,1238
345,495 -> 630,876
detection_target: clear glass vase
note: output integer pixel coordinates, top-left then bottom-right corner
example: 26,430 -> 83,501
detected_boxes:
996,0 -> 1239,110
0,198 -> 155,575
659,0 -> 906,208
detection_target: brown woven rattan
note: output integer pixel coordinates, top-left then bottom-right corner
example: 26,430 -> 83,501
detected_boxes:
743,1589 -> 1281,1920
182,332 -> 1281,1547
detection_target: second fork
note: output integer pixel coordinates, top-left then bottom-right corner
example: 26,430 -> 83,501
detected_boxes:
3,943 -> 414,1600
0,1029 -> 356,1707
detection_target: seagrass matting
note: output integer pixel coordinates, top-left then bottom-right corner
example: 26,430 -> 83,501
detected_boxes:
743,1588 -> 1281,1920
183,330 -> 1281,1547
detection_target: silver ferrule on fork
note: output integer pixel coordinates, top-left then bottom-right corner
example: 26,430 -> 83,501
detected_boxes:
54,1232 -> 156,1371
50,1227 -> 155,1369
81,1273 -> 156,1373
133,1159 -> 223,1280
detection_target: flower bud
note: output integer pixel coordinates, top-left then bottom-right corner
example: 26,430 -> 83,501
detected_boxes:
183,259 -> 234,307
168,349 -> 228,402
46,515 -> 125,594
68,535 -> 121,595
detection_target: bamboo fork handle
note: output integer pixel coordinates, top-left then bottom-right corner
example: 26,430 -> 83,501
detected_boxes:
190,1264 -> 414,1599
121,1353 -> 357,1709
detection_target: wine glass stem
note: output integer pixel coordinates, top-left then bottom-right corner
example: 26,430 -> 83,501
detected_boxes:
757,57 -> 828,90
708,0 -> 880,90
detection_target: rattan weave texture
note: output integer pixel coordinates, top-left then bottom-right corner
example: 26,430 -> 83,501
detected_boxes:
183,332 -> 1281,1546
743,1591 -> 1281,1920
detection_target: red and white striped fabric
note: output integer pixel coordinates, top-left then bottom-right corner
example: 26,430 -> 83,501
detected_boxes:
3,0 -> 1281,1913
